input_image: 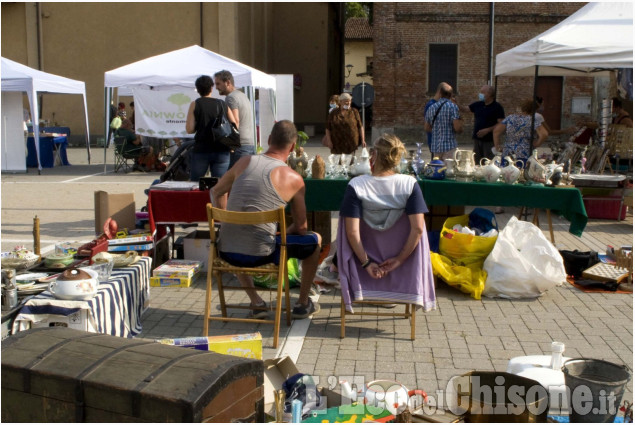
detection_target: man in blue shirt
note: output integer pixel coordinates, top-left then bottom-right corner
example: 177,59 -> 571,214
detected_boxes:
424,82 -> 463,159
424,84 -> 442,154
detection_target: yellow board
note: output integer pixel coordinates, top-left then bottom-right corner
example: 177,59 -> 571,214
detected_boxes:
156,333 -> 262,360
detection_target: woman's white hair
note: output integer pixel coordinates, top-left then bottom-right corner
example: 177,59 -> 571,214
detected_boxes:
339,92 -> 352,102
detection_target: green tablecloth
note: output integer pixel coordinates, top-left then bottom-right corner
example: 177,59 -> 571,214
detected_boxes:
303,178 -> 587,237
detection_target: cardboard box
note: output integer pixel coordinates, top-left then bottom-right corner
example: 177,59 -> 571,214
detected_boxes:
264,356 -> 300,416
153,259 -> 202,279
156,333 -> 262,360
150,275 -> 195,288
183,230 -> 211,271
263,357 -> 340,420
32,310 -> 94,332
94,191 -> 136,235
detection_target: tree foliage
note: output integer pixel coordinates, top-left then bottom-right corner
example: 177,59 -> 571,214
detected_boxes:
345,2 -> 372,24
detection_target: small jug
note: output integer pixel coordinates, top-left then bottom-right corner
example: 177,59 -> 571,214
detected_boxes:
525,150 -> 548,184
454,149 -> 476,181
444,159 -> 456,179
500,157 -> 523,184
482,159 -> 501,183
473,165 -> 484,181
353,147 -> 371,175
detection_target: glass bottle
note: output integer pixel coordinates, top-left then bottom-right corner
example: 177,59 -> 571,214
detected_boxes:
412,142 -> 426,178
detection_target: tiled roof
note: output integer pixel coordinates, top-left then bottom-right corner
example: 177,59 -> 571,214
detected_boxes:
345,17 -> 372,40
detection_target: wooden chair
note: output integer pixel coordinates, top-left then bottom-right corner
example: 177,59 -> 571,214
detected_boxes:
203,204 -> 291,349
113,136 -> 143,173
341,300 -> 416,341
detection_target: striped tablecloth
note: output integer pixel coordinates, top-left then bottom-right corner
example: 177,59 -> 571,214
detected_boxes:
13,257 -> 151,338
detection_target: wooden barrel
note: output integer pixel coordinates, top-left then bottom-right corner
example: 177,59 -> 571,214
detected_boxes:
1,327 -> 264,422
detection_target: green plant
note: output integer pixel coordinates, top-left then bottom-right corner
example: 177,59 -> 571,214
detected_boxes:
297,131 -> 309,146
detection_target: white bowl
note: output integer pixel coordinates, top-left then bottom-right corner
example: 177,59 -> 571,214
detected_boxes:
48,267 -> 99,300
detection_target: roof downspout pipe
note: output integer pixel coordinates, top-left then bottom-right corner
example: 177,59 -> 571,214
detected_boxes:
488,2 -> 494,85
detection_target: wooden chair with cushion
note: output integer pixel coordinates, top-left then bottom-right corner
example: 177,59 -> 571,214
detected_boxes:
203,204 -> 291,349
113,136 -> 143,173
336,214 -> 436,342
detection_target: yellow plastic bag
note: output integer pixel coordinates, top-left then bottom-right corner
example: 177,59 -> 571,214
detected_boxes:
438,215 -> 497,269
431,252 -> 486,300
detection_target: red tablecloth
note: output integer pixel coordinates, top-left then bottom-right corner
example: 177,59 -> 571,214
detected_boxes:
147,190 -> 211,238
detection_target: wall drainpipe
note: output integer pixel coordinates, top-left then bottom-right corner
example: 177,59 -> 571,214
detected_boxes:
488,2 -> 495,85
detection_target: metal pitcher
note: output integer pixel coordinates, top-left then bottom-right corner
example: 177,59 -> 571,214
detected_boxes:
444,159 -> 456,179
454,149 -> 476,181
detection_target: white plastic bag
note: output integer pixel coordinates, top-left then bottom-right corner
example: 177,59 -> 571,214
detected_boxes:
482,216 -> 566,299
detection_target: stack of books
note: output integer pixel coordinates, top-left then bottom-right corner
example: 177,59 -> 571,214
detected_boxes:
107,235 -> 154,253
150,259 -> 203,287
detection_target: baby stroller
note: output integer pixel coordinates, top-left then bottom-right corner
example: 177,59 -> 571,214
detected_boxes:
142,140 -> 195,205
159,139 -> 194,182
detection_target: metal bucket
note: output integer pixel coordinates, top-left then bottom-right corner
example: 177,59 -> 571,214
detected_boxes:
562,358 -> 631,423
452,371 -> 549,422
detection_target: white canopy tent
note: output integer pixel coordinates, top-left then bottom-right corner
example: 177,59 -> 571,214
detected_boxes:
495,2 -> 633,77
103,45 -> 278,173
495,2 -> 633,153
1,57 -> 91,172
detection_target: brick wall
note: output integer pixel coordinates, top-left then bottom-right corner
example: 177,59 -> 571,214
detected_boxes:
372,2 -> 592,143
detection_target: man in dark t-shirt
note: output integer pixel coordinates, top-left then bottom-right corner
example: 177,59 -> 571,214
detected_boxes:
466,85 -> 505,163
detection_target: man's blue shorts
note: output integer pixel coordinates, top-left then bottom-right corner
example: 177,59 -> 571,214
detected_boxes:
219,233 -> 319,267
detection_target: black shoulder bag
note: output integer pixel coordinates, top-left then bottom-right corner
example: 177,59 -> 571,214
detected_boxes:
212,100 -> 241,150
424,100 -> 448,132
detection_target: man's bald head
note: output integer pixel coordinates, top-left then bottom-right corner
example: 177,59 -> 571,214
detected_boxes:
269,120 -> 298,149
439,82 -> 453,99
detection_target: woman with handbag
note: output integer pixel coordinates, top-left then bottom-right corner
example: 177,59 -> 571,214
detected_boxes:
324,92 -> 366,154
186,75 -> 237,181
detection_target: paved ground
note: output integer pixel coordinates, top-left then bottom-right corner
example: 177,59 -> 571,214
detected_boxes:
1,139 -> 633,413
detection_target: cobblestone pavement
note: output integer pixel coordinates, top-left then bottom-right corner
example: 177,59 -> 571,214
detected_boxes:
2,144 -> 633,410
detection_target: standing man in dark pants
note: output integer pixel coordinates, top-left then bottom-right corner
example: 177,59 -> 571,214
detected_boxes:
214,70 -> 255,169
463,85 -> 505,163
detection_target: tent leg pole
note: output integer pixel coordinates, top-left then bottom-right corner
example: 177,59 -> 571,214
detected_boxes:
104,87 -> 110,175
529,66 -> 539,158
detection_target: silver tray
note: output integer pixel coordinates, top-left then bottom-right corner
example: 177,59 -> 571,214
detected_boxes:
570,174 -> 626,188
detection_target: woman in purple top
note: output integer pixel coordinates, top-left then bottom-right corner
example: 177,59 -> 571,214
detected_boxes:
336,134 -> 437,313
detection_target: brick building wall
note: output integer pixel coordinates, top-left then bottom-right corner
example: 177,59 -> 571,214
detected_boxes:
372,2 -> 592,143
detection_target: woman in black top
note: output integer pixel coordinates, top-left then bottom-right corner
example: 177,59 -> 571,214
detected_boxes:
186,75 -> 236,181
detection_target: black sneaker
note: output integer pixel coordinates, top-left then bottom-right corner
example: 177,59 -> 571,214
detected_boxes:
247,301 -> 269,319
292,298 -> 320,319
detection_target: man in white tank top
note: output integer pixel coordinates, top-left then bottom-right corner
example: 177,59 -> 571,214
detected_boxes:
212,120 -> 321,319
